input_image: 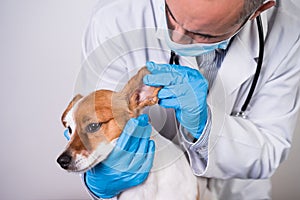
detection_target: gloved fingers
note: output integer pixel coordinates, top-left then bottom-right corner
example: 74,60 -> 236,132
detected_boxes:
116,137 -> 148,157
157,84 -> 187,99
159,98 -> 181,110
127,140 -> 155,173
138,140 -> 155,173
119,117 -> 140,139
144,74 -> 207,92
146,61 -> 174,73
160,82 -> 207,106
136,114 -> 149,126
135,114 -> 152,139
99,143 -> 151,173
85,165 -> 123,199
148,139 -> 155,153
86,161 -> 109,175
125,113 -> 153,154
135,137 -> 149,154
143,72 -> 185,86
116,114 -> 150,150
146,61 -> 190,75
103,148 -> 136,171
135,124 -> 155,153
146,61 -> 205,81
115,114 -> 152,153
157,87 -> 176,99
125,153 -> 145,172
116,130 -> 137,151
170,64 -> 204,79
128,120 -> 152,142
129,128 -> 152,154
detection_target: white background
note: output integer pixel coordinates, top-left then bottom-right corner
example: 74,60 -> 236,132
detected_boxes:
0,0 -> 299,199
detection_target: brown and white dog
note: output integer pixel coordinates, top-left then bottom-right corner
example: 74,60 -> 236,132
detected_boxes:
57,67 -> 200,199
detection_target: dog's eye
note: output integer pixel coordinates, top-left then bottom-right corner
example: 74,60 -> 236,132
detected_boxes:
67,126 -> 72,134
86,123 -> 102,133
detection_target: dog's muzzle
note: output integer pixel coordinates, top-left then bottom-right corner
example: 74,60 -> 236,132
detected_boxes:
57,152 -> 72,169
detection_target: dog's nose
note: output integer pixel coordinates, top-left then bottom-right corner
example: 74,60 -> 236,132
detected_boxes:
57,152 -> 72,169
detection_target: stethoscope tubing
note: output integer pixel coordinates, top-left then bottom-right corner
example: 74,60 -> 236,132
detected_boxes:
240,15 -> 264,113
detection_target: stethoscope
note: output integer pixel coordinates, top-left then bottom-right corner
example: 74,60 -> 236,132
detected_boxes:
169,15 -> 265,119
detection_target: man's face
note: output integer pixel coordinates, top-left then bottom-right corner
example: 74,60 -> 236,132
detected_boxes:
165,0 -> 246,44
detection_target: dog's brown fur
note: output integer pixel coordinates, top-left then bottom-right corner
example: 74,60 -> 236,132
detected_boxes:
61,67 -> 160,159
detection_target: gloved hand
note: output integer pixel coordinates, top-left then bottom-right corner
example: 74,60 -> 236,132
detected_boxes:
84,114 -> 155,199
143,61 -> 208,139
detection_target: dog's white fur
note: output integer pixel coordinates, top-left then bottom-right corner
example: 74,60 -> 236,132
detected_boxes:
58,67 -> 201,199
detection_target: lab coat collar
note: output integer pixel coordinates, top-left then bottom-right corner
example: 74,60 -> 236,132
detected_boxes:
217,13 -> 268,94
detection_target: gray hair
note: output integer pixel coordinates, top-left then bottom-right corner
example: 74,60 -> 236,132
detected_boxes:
244,0 -> 264,14
237,0 -> 264,24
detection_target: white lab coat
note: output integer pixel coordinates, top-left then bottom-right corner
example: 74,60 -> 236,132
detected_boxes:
76,0 -> 300,199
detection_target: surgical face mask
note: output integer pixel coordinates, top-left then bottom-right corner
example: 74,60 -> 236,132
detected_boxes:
164,30 -> 232,57
162,3 -> 239,57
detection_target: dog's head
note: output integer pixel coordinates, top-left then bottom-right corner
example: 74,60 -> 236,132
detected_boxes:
56,67 -> 160,172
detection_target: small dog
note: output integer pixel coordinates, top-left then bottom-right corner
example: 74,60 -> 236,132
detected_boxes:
57,67 -> 200,199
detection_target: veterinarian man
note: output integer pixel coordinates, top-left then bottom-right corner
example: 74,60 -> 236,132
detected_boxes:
74,0 -> 300,199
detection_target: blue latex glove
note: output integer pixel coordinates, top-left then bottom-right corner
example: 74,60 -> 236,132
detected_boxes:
144,61 -> 208,139
64,129 -> 71,141
85,114 -> 155,199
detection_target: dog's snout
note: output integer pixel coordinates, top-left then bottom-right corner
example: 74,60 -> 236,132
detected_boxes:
57,152 -> 72,169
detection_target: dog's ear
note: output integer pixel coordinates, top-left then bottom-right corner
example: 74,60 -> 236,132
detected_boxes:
128,84 -> 160,115
121,67 -> 160,117
61,94 -> 83,127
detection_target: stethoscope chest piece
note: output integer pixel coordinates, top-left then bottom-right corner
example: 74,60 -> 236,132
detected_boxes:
233,111 -> 247,119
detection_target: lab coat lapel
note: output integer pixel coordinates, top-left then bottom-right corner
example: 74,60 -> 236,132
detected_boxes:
217,17 -> 263,95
